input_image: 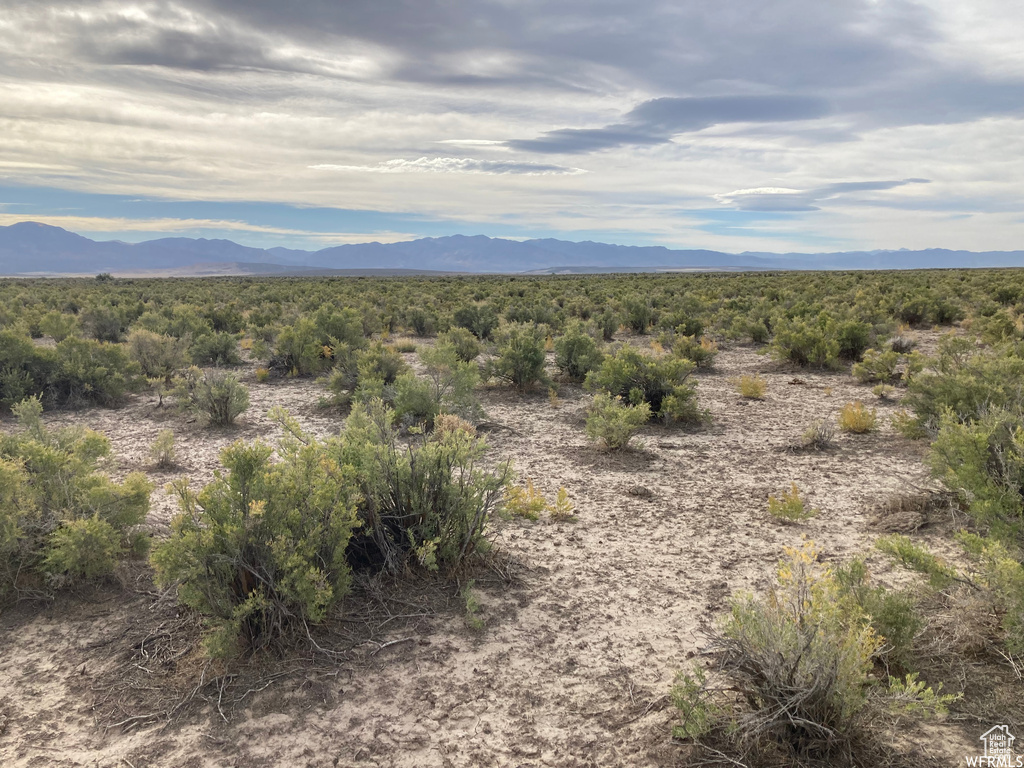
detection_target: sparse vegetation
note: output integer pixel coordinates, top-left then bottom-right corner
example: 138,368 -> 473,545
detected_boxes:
3,268 -> 1023,764
0,397 -> 151,600
174,367 -> 250,426
734,373 -> 766,399
838,400 -> 877,433
584,392 -> 651,450
149,429 -> 176,469
767,482 -> 817,522
671,542 -> 954,763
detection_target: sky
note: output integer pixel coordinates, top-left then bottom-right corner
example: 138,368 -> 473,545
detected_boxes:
1,0 -> 1023,253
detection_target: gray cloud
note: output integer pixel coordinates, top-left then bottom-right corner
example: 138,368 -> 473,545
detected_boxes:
509,94 -> 831,153
715,179 -> 931,212
4,1 -> 1022,133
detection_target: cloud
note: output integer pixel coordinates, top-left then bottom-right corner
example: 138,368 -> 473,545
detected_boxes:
311,157 -> 586,175
715,179 -> 931,212
508,95 -> 831,153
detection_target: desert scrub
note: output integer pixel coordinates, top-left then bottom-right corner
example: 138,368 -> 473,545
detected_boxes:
547,487 -> 575,521
150,429 -> 176,469
324,340 -> 410,407
734,373 -> 766,400
852,348 -> 900,384
672,542 -> 952,762
838,401 -> 877,433
255,366 -> 270,382
0,397 -> 151,600
437,327 -> 482,362
190,331 -> 242,366
152,434 -> 361,657
393,340 -> 417,353
504,479 -> 548,520
929,406 -> 1024,542
553,323 -> 602,382
488,323 -> 549,390
343,400 -> 510,575
902,335 -> 1024,434
875,535 -> 957,589
672,335 -> 719,369
767,483 -> 817,522
174,367 -> 250,426
127,328 -> 189,386
585,392 -> 651,450
768,316 -> 840,368
872,383 -> 898,400
391,342 -> 483,428
834,557 -> 923,672
452,303 -> 499,340
584,346 -> 702,424
461,579 -> 485,630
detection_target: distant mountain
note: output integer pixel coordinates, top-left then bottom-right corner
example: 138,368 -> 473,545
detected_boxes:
0,221 -> 1022,276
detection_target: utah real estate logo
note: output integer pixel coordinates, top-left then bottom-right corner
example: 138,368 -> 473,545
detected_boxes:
967,725 -> 1021,767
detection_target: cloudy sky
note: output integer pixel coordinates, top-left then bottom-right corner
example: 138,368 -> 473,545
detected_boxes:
1,0 -> 1023,252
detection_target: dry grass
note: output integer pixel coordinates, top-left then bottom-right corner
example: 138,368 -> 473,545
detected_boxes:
734,373 -> 767,400
838,401 -> 877,433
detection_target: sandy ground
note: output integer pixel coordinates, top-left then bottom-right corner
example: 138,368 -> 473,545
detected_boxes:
0,334 -> 979,767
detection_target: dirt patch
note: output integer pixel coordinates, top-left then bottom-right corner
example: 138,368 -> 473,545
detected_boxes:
0,334 -> 982,766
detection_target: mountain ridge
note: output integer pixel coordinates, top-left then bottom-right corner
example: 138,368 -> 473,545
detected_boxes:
1,221 -> 1022,276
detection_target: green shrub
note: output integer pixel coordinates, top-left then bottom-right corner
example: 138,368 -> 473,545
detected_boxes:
38,311 -> 78,342
834,558 -> 923,671
342,401 -> 510,575
852,348 -> 900,384
904,338 -> 1024,435
835,319 -> 873,361
875,535 -> 957,589
598,308 -> 619,342
438,327 -> 482,362
623,298 -> 653,334
408,308 -> 437,337
81,304 -> 126,342
453,303 -> 498,340
127,329 -> 189,384
272,317 -> 331,376
553,324 -> 602,382
0,397 -> 151,599
712,542 -> 881,755
673,543 -> 958,757
312,306 -> 366,350
325,341 -> 411,407
152,436 -> 361,657
769,316 -> 840,368
0,330 -> 47,409
489,323 -> 548,390
393,340 -> 417,353
48,336 -> 142,408
930,407 -> 1024,544
585,392 -> 650,450
392,343 -> 482,427
957,533 -> 1024,653
150,429 -> 176,469
767,483 -> 817,522
190,331 -> 241,366
671,335 -> 718,369
584,346 -> 701,423
174,368 -> 250,426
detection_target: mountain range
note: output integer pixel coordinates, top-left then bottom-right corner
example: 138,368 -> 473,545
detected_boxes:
1,221 -> 1022,276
